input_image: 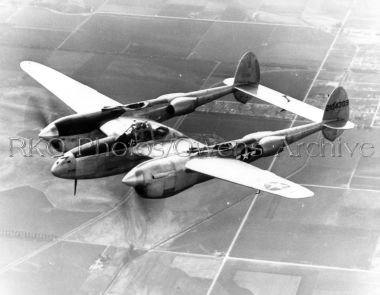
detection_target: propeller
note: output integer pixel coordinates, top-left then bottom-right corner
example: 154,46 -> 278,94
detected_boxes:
19,96 -> 51,138
21,92 -> 72,135
20,95 -> 68,152
74,179 -> 78,196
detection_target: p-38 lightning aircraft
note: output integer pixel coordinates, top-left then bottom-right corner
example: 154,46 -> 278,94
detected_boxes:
21,52 -> 354,199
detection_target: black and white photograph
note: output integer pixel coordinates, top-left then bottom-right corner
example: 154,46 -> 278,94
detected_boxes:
1,0 -> 380,294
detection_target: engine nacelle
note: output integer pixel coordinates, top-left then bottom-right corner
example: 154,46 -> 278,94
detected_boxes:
39,106 -> 126,140
123,155 -> 209,198
256,136 -> 286,157
167,96 -> 198,116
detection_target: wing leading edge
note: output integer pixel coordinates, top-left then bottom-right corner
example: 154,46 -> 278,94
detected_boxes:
186,157 -> 313,198
20,61 -> 121,114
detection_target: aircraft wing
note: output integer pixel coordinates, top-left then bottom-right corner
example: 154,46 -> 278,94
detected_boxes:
235,84 -> 324,122
185,157 -> 313,198
20,61 -> 121,114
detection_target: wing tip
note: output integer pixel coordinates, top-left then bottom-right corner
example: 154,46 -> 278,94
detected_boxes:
20,60 -> 40,72
20,60 -> 29,70
300,192 -> 314,198
276,186 -> 314,199
291,188 -> 314,199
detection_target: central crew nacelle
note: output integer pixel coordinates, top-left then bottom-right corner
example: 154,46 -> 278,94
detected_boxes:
50,120 -> 197,180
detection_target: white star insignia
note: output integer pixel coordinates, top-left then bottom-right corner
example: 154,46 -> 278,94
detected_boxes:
242,151 -> 250,160
264,181 -> 290,191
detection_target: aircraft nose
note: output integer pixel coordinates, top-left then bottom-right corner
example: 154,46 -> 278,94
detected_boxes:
39,123 -> 58,140
51,152 -> 76,179
122,170 -> 144,187
50,160 -> 62,177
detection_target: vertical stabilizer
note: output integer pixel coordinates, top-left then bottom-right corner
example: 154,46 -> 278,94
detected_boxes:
322,87 -> 353,141
233,52 -> 260,103
234,52 -> 260,85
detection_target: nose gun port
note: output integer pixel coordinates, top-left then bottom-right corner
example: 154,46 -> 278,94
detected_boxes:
50,152 -> 76,179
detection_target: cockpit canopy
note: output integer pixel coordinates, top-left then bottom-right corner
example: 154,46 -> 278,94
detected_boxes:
116,121 -> 171,146
124,102 -> 148,110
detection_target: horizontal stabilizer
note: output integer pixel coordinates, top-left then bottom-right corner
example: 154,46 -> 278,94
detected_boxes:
20,61 -> 121,114
323,120 -> 355,130
235,84 -> 324,122
186,157 -> 313,198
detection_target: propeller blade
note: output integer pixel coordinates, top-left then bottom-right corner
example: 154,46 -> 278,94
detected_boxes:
20,95 -> 67,140
24,96 -> 50,130
74,179 -> 77,196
